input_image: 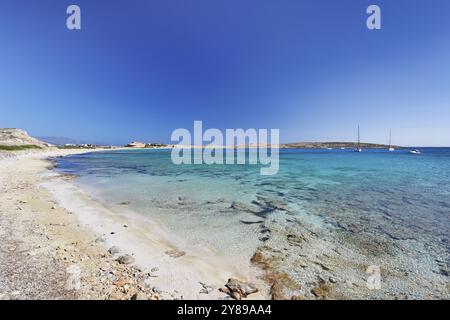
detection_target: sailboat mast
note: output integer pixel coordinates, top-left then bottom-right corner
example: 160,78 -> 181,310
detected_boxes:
355,125 -> 362,152
357,125 -> 360,149
389,129 -> 392,148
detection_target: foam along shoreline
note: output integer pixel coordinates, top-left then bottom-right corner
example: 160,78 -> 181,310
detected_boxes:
0,149 -> 268,300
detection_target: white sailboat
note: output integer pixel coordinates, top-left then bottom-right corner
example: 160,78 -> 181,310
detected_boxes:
355,125 -> 362,152
388,129 -> 395,151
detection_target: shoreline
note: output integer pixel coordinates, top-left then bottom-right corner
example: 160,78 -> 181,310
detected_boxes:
2,148 -> 448,300
0,148 -> 268,300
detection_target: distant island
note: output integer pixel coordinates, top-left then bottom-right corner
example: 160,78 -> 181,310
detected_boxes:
125,141 -> 402,149
280,142 -> 402,149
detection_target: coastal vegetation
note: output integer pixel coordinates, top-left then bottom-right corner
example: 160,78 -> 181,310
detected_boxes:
56,144 -> 97,150
0,144 -> 41,151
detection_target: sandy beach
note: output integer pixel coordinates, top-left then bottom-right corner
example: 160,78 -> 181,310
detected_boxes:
1,146 -> 448,300
0,149 -> 267,300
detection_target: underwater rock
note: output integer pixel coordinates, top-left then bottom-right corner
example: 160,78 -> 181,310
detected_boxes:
254,196 -> 289,211
240,216 -> 264,224
337,221 -> 365,233
230,202 -> 261,214
205,198 -> 227,205
286,233 -> 306,247
165,249 -> 186,258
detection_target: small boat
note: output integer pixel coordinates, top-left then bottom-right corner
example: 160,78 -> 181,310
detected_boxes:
327,147 -> 333,150
409,149 -> 421,155
355,125 -> 362,152
388,129 -> 395,152
340,147 -> 345,150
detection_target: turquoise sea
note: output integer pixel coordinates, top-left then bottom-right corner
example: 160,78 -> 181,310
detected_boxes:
55,148 -> 450,298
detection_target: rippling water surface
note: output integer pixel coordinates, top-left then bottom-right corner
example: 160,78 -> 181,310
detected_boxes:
55,148 -> 450,297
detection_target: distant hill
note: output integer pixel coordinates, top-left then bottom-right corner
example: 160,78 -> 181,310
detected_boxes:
281,142 -> 402,149
38,136 -> 104,146
1,128 -> 403,151
0,128 -> 50,148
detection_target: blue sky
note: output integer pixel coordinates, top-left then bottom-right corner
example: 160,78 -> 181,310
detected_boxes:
0,0 -> 449,146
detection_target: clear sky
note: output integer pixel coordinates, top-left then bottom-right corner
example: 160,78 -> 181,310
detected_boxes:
0,0 -> 449,146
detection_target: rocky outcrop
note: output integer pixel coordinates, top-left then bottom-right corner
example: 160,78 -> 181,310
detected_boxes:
0,128 -> 51,148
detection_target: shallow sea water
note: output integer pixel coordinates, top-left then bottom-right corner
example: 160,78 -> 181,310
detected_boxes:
55,148 -> 450,298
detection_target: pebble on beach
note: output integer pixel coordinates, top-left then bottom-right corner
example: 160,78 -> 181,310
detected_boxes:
117,255 -> 135,265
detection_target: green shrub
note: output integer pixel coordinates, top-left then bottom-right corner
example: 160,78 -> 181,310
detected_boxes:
0,144 -> 42,151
